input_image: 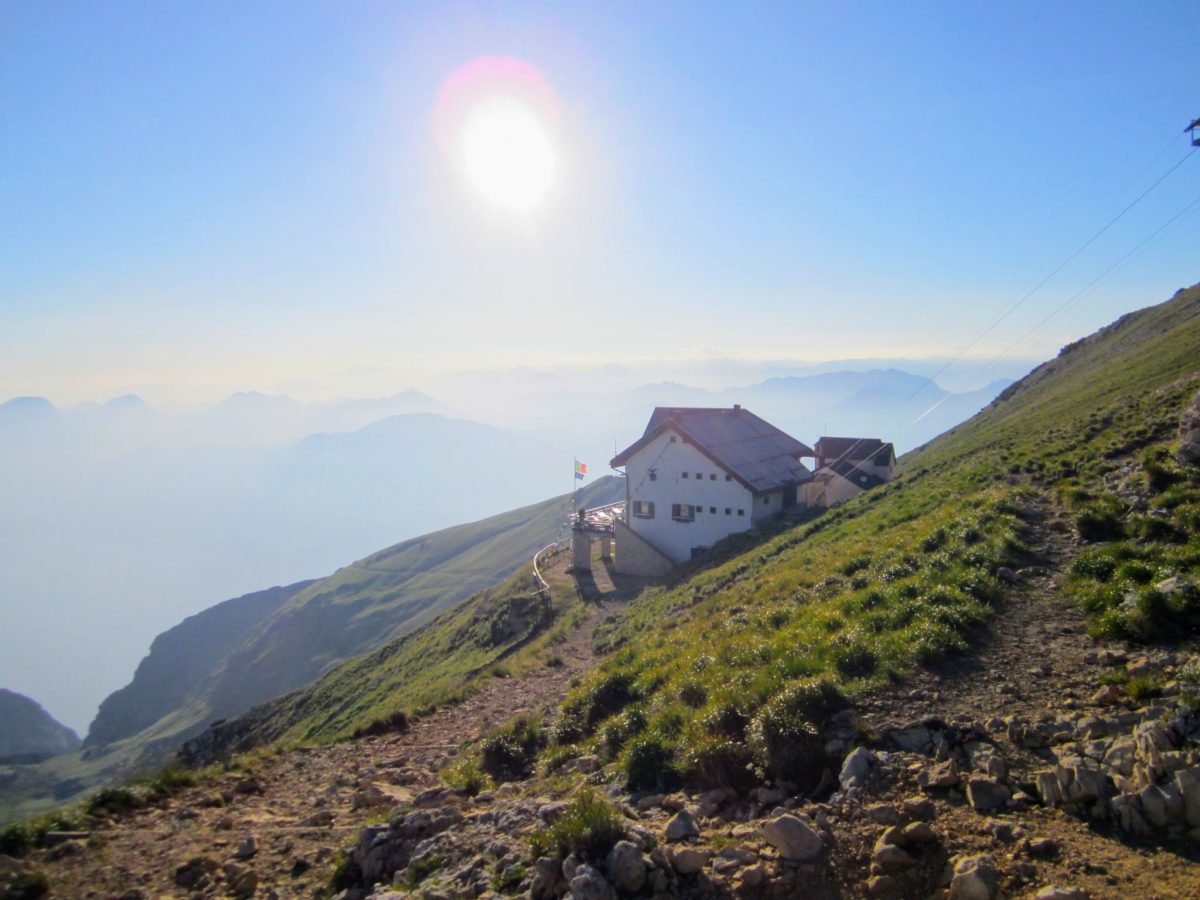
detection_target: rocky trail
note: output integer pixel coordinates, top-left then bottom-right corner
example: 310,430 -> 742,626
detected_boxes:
23,555 -> 628,900
13,491 -> 1200,899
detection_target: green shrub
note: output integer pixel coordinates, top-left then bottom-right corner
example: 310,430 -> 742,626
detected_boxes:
353,709 -> 409,738
681,738 -> 755,791
480,716 -> 544,781
600,707 -> 647,759
700,703 -> 749,740
328,849 -> 360,892
920,527 -> 947,553
87,787 -> 140,817
586,674 -> 638,728
547,700 -> 588,745
529,787 -> 627,862
1116,560 -> 1155,584
1070,551 -> 1118,582
840,555 -> 871,576
1143,450 -> 1180,493
745,678 -> 842,787
623,737 -> 680,791
1126,675 -> 1162,700
1131,515 -> 1182,543
140,764 -> 197,799
832,637 -> 878,678
678,682 -> 707,708
402,854 -> 445,890
1074,505 -> 1126,542
442,758 -> 491,796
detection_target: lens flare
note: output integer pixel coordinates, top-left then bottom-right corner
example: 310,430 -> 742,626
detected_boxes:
461,98 -> 556,213
435,57 -> 561,215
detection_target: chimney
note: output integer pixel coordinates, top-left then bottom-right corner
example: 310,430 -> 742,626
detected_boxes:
733,403 -> 741,410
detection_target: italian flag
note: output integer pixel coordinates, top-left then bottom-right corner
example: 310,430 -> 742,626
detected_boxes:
574,459 -> 587,480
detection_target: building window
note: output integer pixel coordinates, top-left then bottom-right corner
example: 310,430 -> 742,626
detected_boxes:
695,472 -> 702,480
709,473 -> 717,481
632,501 -> 655,518
709,506 -> 717,514
725,474 -> 732,481
671,503 -> 696,522
724,507 -> 731,516
763,496 -> 770,505
682,472 -> 689,479
737,509 -> 745,517
695,506 -> 702,514
669,435 -> 677,443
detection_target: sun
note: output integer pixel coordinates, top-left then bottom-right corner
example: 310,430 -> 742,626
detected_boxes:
461,97 -> 557,214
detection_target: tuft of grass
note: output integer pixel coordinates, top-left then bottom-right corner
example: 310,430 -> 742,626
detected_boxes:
480,715 -> 544,781
86,787 -> 140,818
441,758 -> 492,797
529,787 -> 626,862
1126,675 -> 1162,701
622,737 -> 680,792
402,854 -> 445,890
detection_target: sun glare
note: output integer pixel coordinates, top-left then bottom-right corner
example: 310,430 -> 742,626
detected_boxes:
461,97 -> 557,214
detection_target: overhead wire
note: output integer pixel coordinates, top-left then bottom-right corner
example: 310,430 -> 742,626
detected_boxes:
978,191 -> 1200,378
811,138 -> 1195,489
906,142 -> 1198,403
611,128 -> 1200,515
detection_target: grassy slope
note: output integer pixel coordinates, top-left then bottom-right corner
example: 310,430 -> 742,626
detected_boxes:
543,284 -> 1200,790
0,478 -> 621,825
180,561 -> 588,757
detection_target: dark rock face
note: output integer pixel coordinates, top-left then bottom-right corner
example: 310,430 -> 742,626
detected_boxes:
84,581 -> 311,748
0,689 -> 80,763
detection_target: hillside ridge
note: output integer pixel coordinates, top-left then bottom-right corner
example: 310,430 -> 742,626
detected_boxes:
7,283 -> 1200,899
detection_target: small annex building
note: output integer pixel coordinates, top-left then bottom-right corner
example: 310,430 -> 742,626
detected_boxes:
609,405 -> 813,576
805,436 -> 896,508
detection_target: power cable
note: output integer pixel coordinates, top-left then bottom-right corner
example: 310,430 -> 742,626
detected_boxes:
906,144 -> 1197,403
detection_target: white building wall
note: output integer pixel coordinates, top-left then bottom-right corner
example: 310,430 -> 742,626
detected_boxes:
623,429 -> 756,564
752,488 -> 785,525
806,470 -> 870,508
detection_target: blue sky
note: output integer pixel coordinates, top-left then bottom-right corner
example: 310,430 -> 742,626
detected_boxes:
2,1 -> 1199,404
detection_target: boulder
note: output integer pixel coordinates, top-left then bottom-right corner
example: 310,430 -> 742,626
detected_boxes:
900,821 -> 937,844
569,865 -> 615,900
870,834 -> 914,874
664,809 -> 699,842
234,834 -> 258,859
839,746 -> 876,791
890,724 -> 933,754
1174,766 -> 1200,828
948,854 -> 999,900
668,847 -> 710,876
762,814 -> 824,861
918,760 -> 961,790
1138,782 -> 1184,828
966,777 -> 1010,813
606,841 -> 646,894
1091,685 -> 1122,706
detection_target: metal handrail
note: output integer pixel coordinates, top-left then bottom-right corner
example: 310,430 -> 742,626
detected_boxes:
532,541 -> 559,595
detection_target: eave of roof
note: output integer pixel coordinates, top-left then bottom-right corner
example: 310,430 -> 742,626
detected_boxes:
611,407 -> 813,494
